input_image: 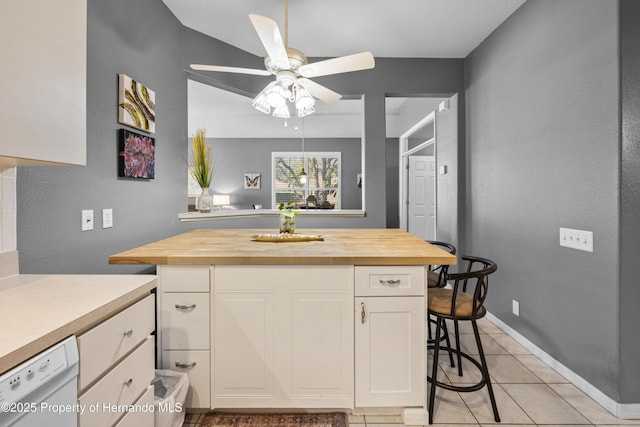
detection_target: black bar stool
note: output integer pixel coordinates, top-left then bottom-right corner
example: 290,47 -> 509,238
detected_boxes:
427,255 -> 500,424
425,240 -> 457,368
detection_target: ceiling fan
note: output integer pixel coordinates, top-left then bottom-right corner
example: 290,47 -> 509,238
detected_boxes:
190,0 -> 375,119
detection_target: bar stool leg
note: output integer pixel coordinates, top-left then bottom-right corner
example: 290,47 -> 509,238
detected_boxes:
454,320 -> 463,376
428,316 -> 443,425
472,320 -> 500,422
442,321 -> 455,367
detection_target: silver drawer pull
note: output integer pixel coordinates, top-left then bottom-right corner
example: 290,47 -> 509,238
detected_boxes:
175,304 -> 196,311
123,329 -> 133,337
175,361 -> 197,369
379,279 -> 401,287
361,302 -> 366,324
124,378 -> 133,387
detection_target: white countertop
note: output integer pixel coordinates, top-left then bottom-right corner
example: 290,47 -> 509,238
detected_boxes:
0,274 -> 156,374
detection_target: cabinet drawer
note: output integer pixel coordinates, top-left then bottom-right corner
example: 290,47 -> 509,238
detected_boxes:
79,337 -> 155,427
161,293 -> 210,350
162,350 -> 210,409
78,294 -> 155,390
114,385 -> 154,427
355,266 -> 425,296
159,265 -> 210,292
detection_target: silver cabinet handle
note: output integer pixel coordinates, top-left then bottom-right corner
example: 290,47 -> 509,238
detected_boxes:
361,302 -> 366,324
175,361 -> 197,369
124,378 -> 133,387
123,329 -> 133,337
379,279 -> 401,287
175,304 -> 196,311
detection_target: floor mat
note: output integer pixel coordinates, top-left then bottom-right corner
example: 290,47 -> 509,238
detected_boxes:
198,412 -> 348,427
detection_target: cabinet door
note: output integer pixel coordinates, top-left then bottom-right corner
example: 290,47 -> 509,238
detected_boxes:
214,265 -> 353,408
214,289 -> 276,406
0,0 -> 86,165
355,297 -> 425,407
289,290 -> 353,407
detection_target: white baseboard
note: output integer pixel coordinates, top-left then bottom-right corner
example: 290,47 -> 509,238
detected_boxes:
485,312 -> 640,420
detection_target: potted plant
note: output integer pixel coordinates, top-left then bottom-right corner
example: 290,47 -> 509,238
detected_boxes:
189,129 -> 215,213
278,202 -> 298,234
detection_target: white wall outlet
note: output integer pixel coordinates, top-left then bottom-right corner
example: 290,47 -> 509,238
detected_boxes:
512,300 -> 520,317
81,210 -> 94,231
102,208 -> 113,229
559,227 -> 593,252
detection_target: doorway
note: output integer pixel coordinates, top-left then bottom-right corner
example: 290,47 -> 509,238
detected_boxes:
400,112 -> 436,239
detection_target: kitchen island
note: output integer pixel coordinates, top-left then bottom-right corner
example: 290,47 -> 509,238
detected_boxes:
109,228 -> 456,425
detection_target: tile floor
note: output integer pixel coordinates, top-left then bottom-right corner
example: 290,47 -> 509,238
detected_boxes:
183,317 -> 640,426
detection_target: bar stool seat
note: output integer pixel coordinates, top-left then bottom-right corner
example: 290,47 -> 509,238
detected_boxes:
428,287 -> 486,318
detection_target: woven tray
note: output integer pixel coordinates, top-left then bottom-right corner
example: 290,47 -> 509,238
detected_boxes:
251,234 -> 324,243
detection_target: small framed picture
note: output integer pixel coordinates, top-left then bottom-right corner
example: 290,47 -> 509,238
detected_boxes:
118,129 -> 155,179
244,173 -> 261,189
118,74 -> 156,134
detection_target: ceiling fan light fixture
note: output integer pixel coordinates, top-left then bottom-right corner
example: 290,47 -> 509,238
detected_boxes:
296,105 -> 315,118
252,92 -> 271,115
265,85 -> 286,108
295,86 -> 315,110
272,104 -> 290,119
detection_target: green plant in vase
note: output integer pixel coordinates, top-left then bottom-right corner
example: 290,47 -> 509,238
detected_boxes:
189,129 -> 215,213
278,202 -> 298,234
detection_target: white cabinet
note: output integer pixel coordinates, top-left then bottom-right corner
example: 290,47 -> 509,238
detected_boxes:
214,265 -> 354,408
157,265 -> 211,409
355,297 -> 425,407
0,0 -> 86,166
77,294 -> 155,427
354,267 -> 425,408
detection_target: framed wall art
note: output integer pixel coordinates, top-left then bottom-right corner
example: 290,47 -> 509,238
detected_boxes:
118,73 -> 156,134
244,173 -> 261,189
118,129 -> 155,179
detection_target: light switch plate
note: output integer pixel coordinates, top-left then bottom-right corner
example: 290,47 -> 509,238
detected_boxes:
102,208 -> 113,229
559,227 -> 593,252
81,210 -> 94,231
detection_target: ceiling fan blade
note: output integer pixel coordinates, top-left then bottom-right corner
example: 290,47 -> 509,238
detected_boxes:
190,64 -> 272,76
298,78 -> 342,104
298,51 -> 375,78
249,14 -> 290,70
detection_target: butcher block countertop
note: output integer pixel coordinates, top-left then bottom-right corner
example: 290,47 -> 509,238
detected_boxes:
0,274 -> 156,375
109,228 -> 457,266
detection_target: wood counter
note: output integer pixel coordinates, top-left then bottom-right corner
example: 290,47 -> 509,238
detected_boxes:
108,228 -> 457,266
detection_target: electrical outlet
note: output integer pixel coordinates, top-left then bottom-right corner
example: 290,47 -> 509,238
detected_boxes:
81,210 -> 94,231
559,227 -> 593,252
102,208 -> 113,229
512,300 -> 520,317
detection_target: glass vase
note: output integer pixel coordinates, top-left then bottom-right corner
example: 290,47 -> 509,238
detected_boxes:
279,213 -> 296,234
197,187 -> 213,213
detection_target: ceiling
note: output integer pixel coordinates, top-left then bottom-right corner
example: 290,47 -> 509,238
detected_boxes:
178,0 -> 527,138
163,0 -> 526,59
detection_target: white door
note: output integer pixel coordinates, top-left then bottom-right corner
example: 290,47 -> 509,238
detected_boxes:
355,296 -> 425,407
408,156 -> 435,240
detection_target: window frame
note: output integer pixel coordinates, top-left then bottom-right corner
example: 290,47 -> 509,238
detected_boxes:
271,151 -> 342,209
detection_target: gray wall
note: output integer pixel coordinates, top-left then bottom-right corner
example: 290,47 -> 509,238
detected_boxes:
207,137 -> 362,210
465,0 -> 621,401
619,0 -> 640,404
16,0 -> 464,274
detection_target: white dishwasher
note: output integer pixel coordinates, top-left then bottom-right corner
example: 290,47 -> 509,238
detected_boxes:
0,336 -> 79,427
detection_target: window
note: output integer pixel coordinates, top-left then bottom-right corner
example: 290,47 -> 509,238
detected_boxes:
272,152 -> 341,209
